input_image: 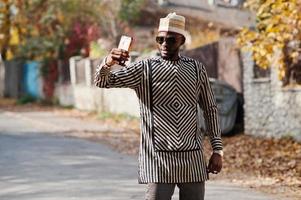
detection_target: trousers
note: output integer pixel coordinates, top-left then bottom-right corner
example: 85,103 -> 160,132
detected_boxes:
145,182 -> 205,200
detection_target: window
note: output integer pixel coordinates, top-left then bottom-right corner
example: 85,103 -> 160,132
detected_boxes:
253,63 -> 270,79
287,61 -> 301,85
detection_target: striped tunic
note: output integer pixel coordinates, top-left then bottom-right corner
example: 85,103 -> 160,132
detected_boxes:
94,55 -> 223,183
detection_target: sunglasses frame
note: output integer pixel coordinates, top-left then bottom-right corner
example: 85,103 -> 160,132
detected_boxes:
156,36 -> 178,45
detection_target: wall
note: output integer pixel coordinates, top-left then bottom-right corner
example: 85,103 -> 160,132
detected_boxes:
166,0 -> 212,10
243,52 -> 301,140
183,42 -> 219,78
3,59 -> 23,98
218,37 -> 242,93
162,0 -> 255,29
55,57 -> 139,117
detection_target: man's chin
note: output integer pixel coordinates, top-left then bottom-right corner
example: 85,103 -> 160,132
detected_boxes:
160,53 -> 170,60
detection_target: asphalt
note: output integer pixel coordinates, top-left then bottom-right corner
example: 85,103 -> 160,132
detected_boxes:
0,109 -> 277,200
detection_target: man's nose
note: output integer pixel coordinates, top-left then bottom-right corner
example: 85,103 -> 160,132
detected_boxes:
162,40 -> 168,47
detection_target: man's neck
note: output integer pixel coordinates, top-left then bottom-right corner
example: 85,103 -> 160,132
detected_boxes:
163,54 -> 180,61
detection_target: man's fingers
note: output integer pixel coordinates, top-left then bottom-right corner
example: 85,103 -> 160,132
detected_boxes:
111,48 -> 122,54
111,49 -> 129,57
111,54 -> 129,61
111,50 -> 125,55
211,163 -> 221,173
207,160 -> 213,173
207,154 -> 222,174
107,48 -> 129,66
110,54 -> 129,66
111,50 -> 129,59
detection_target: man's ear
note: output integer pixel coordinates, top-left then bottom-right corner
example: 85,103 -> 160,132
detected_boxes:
181,36 -> 186,45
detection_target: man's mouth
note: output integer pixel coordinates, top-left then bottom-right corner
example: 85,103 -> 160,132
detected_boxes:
161,49 -> 169,54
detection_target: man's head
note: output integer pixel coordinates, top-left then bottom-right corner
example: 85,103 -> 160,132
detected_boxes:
157,13 -> 186,60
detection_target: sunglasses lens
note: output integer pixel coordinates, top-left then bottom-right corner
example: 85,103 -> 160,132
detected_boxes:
166,37 -> 176,45
156,37 -> 164,44
156,36 -> 177,45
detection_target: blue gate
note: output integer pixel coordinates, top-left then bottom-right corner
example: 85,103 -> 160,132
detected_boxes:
22,61 -> 41,99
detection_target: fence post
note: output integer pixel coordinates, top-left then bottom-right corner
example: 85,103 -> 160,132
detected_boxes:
69,56 -> 82,85
85,58 -> 92,87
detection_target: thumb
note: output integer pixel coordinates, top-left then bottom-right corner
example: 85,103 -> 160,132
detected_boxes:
207,158 -> 213,173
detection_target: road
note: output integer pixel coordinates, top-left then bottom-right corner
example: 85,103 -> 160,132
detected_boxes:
0,109 -> 276,200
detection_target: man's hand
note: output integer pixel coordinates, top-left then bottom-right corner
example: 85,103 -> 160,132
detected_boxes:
207,153 -> 223,174
105,48 -> 129,66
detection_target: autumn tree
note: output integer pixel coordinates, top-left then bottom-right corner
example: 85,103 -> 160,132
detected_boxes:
0,0 -> 146,60
1,0 -> 145,99
0,0 -> 9,59
237,0 -> 301,85
119,0 -> 145,24
0,0 -> 23,60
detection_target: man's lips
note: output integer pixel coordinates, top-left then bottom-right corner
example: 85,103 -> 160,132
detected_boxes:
160,49 -> 169,54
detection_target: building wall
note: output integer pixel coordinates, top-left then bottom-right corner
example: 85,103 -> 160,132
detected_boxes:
218,37 -> 242,93
162,0 -> 255,29
243,52 -> 301,140
166,0 -> 212,10
183,42 -> 218,78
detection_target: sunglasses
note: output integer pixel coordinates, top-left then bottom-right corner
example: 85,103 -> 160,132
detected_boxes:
156,36 -> 178,45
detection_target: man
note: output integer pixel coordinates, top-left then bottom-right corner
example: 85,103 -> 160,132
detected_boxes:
94,12 -> 223,200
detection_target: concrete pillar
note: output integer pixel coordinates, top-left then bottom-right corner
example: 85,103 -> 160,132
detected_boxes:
69,56 -> 82,85
84,58 -> 92,87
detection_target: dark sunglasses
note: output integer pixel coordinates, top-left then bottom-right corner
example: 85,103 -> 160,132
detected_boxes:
156,36 -> 177,45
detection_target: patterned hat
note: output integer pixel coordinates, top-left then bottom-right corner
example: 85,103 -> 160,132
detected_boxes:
158,12 -> 186,37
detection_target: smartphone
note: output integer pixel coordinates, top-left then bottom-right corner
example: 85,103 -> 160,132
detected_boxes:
118,35 -> 133,66
118,35 -> 133,51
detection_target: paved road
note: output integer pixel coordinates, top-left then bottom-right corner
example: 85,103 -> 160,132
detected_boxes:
0,109 -> 276,200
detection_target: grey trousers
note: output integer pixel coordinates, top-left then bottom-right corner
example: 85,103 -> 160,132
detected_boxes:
145,182 -> 205,200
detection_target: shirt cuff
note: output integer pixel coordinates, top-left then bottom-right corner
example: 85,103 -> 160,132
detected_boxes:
213,150 -> 224,157
210,137 -> 223,151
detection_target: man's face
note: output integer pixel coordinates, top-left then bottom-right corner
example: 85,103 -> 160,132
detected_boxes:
156,31 -> 185,60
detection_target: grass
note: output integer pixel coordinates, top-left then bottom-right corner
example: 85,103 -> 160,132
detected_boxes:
16,95 -> 36,105
97,111 -> 138,123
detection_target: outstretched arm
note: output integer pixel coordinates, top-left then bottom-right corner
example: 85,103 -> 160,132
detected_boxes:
94,48 -> 143,89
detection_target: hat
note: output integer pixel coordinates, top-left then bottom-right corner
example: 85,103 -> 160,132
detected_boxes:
158,12 -> 186,38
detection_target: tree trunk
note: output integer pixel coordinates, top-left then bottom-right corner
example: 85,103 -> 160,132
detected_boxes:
0,2 -> 11,60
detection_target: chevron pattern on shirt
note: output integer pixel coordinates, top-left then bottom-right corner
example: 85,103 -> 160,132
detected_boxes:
151,61 -> 200,152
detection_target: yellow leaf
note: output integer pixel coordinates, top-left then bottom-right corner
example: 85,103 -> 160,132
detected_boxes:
9,27 -> 19,45
6,49 -> 14,60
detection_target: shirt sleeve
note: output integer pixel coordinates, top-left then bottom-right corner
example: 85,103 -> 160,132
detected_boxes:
94,57 -> 144,89
198,62 -> 223,151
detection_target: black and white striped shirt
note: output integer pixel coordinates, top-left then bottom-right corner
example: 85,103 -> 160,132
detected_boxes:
94,55 -> 223,183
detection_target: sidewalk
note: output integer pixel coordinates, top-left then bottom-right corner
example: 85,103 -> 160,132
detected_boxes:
0,109 -> 277,200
